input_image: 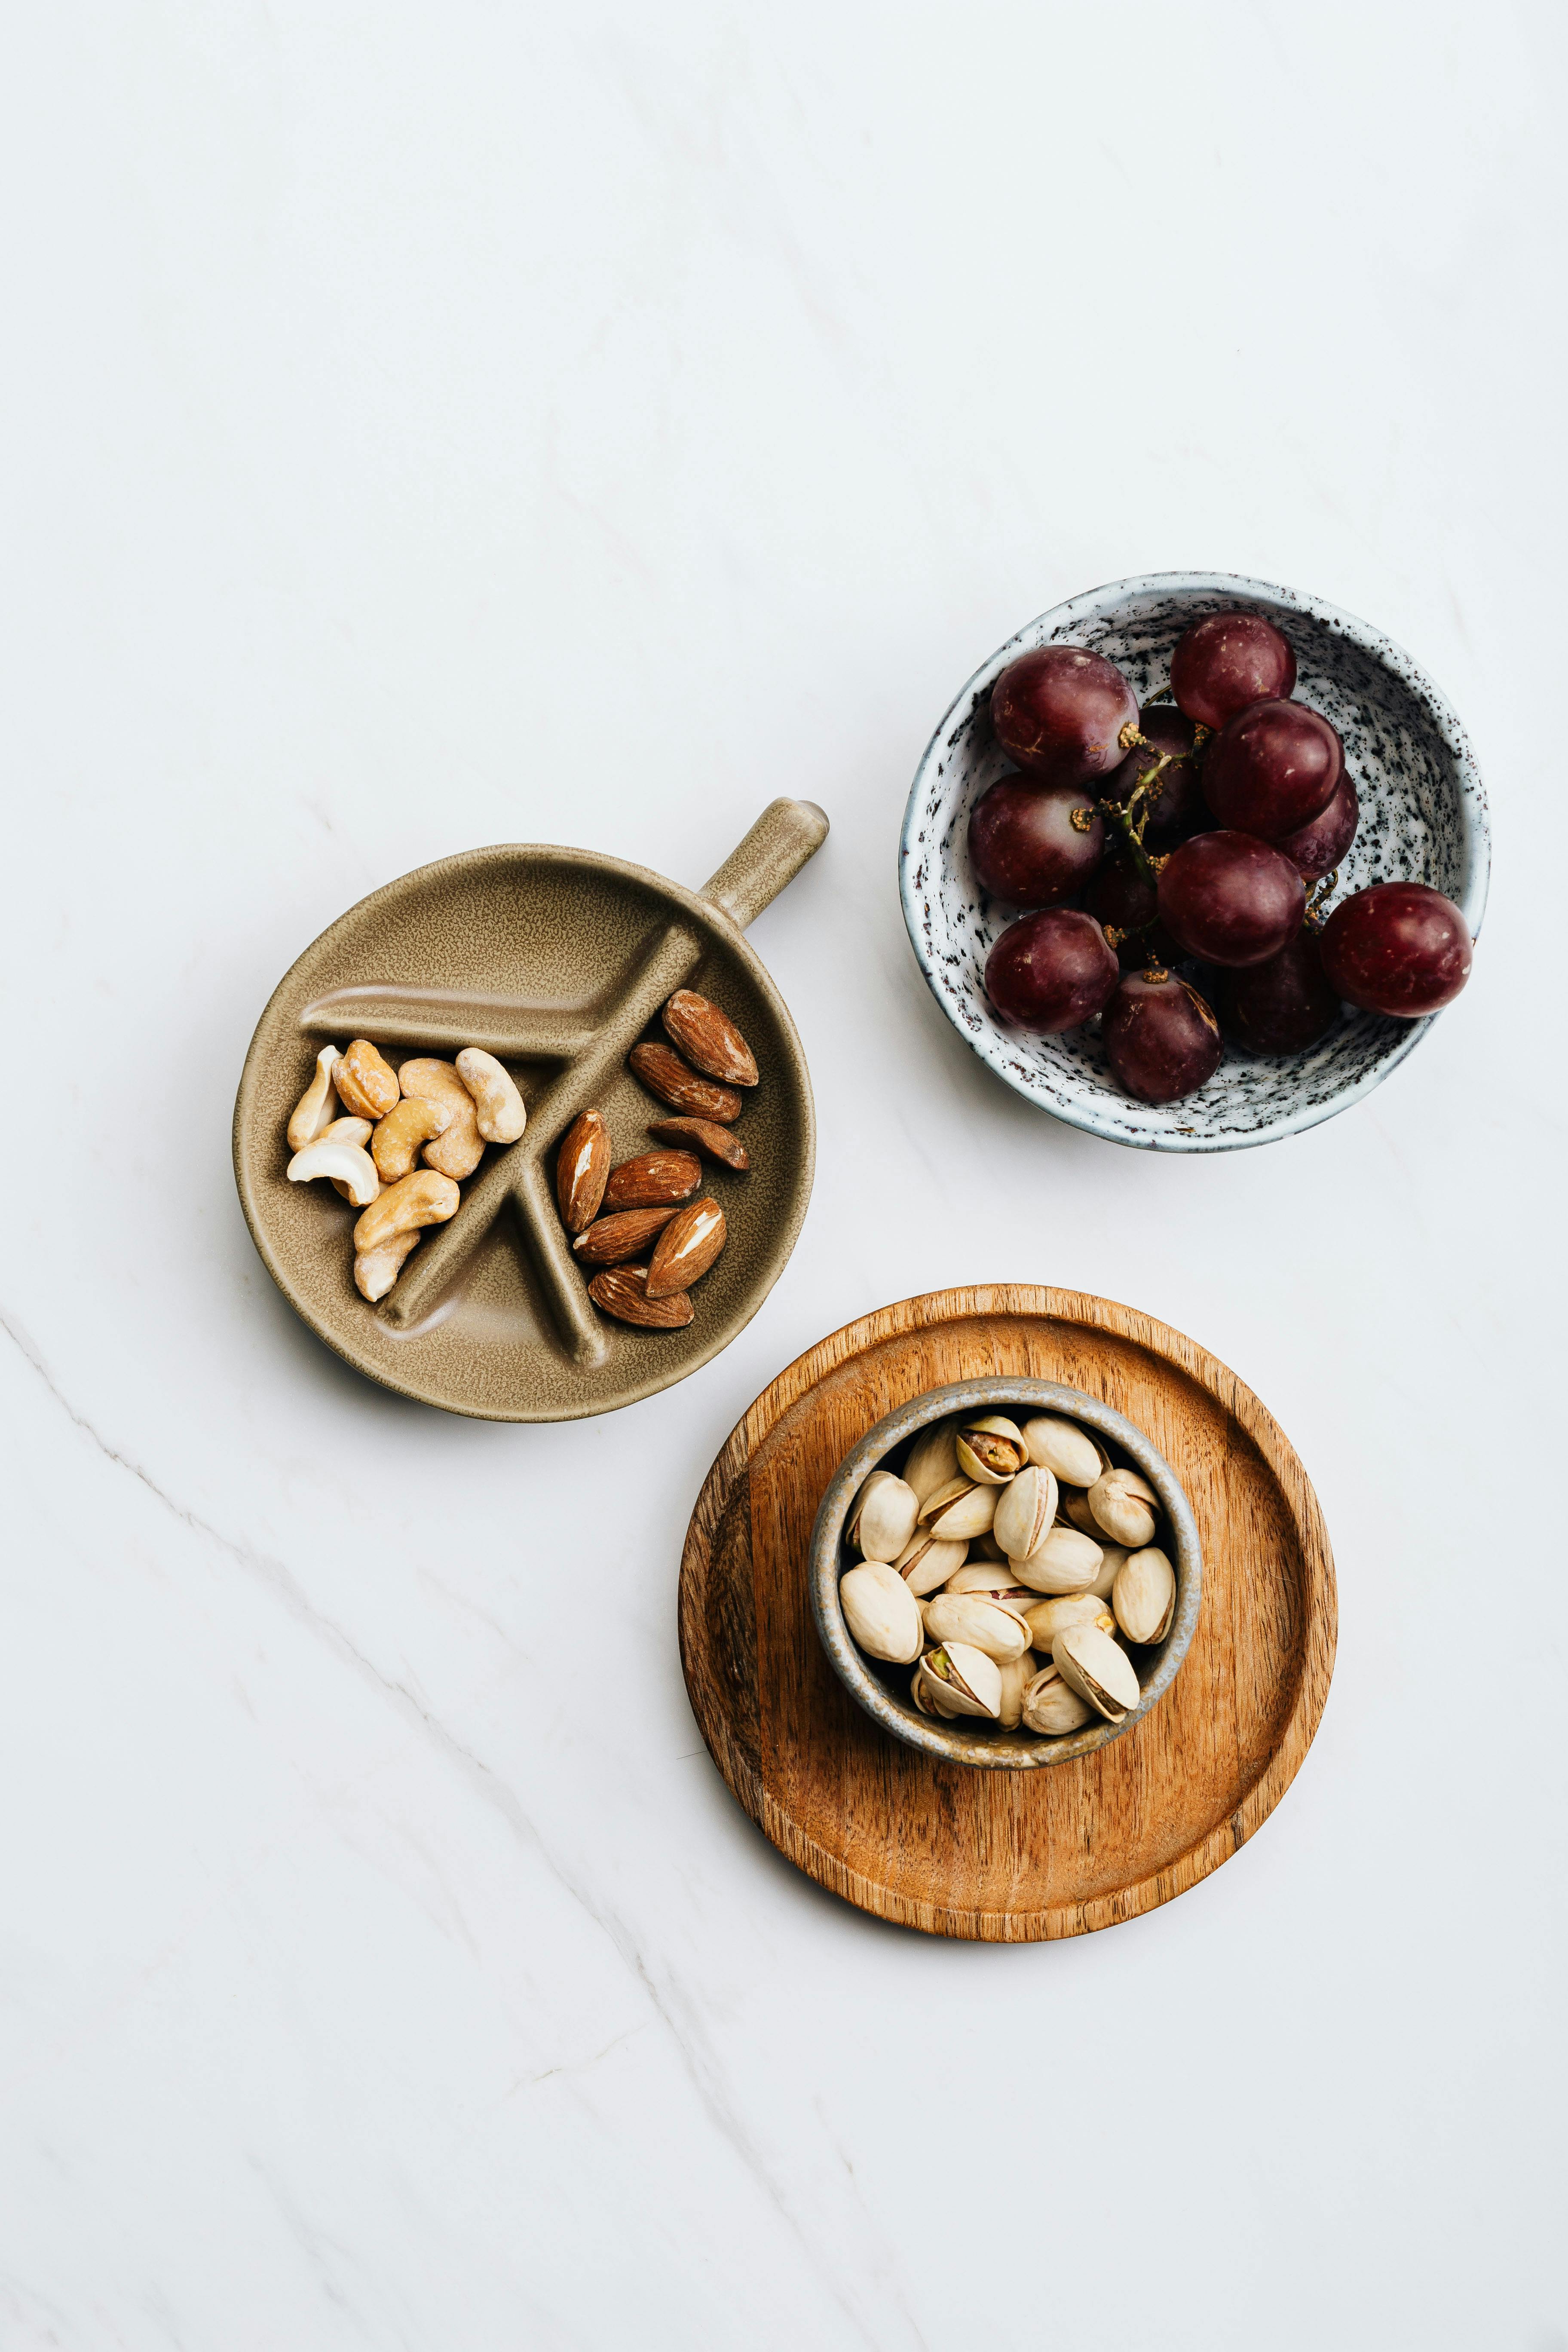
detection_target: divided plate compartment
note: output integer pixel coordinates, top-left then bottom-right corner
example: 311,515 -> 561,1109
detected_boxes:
680,1285 -> 1336,1940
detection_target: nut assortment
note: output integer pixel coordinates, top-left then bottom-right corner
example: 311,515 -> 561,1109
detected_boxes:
555,989 -> 758,1332
284,987 -> 757,1334
284,1039 -> 526,1302
839,1403 -> 1179,1741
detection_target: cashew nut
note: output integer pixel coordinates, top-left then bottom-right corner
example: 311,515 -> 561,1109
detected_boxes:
315,1114 -> 380,1199
353,1228 -> 422,1302
286,1045 -> 343,1151
371,1094 -> 453,1183
456,1047 -> 527,1144
334,1038 -> 401,1121
398,1059 -> 484,1180
353,1167 -> 460,1253
287,1138 -> 381,1207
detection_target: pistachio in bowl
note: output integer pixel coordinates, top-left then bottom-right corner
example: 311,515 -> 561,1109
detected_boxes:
808,1378 -> 1202,1770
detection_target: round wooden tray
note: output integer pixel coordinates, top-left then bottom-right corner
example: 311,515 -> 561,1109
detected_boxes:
679,1285 -> 1336,1941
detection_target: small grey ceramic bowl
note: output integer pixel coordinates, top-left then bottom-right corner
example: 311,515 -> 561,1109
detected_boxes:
809,1378 -> 1202,1770
899,572 -> 1490,1151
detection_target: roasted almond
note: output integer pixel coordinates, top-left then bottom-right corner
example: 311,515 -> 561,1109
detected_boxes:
645,1197 -> 726,1298
602,1148 -> 701,1212
662,990 -> 759,1088
628,1043 -> 742,1124
587,1263 -> 694,1329
646,1117 -> 750,1172
571,1205 -> 678,1265
555,1109 -> 610,1231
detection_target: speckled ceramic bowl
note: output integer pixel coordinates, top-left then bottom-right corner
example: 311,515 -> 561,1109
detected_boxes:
808,1378 -> 1201,1769
899,573 -> 1490,1150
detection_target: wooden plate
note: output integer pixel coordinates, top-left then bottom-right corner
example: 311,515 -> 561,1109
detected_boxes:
679,1285 -> 1336,1941
233,801 -> 826,1421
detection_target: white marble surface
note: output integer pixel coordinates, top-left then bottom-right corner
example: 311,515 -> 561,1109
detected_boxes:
3,5 -> 1563,2346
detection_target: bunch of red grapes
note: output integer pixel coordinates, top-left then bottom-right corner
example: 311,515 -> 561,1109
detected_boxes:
973,612 -> 1474,1104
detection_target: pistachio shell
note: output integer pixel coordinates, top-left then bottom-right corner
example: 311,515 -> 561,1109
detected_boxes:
996,1651 -> 1038,1731
1022,1415 -> 1110,1487
902,1420 -> 961,1505
1053,1622 -> 1142,1722
919,1479 -> 999,1540
1011,1525 -> 1103,1595
840,1561 -> 924,1664
847,1470 -> 920,1564
921,1593 -> 1031,1663
993,1463 -> 1058,1562
954,1415 -> 1029,1484
891,1531 -> 968,1597
918,1642 -> 1002,1720
1088,1467 -> 1159,1548
940,1563 -> 1036,1613
1113,1546 -> 1176,1645
1021,1592 -> 1118,1654
1086,1540 -> 1128,1602
1020,1663 -> 1094,1735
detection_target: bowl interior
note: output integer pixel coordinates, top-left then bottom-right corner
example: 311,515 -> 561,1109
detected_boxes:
809,1378 -> 1203,1770
900,573 -> 1489,1151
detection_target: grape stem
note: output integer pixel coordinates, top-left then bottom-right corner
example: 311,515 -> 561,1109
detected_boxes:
1304,870 -> 1340,926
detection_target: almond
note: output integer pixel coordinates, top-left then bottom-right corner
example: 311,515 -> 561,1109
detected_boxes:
587,1263 -> 694,1329
662,990 -> 759,1087
645,1197 -> 726,1298
628,1043 -> 742,1124
571,1205 -> 679,1266
646,1117 -> 750,1172
555,1109 -> 610,1231
602,1148 -> 702,1212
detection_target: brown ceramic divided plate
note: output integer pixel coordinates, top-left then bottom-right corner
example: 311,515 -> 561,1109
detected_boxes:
680,1285 -> 1336,1940
233,800 -> 827,1420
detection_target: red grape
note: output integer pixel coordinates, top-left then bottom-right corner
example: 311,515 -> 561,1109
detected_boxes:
1158,831 -> 1306,967
1203,700 -> 1343,838
1275,771 -> 1358,879
1170,610 -> 1296,729
991,646 -> 1138,787
1103,970 -> 1222,1103
1082,853 -> 1181,970
984,909 -> 1120,1033
968,775 -> 1104,906
1213,928 -> 1340,1054
1104,704 -> 1206,840
1318,883 -> 1472,1016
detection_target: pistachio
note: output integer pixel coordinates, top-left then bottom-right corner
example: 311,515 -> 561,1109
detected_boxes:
1113,1545 -> 1176,1645
955,1415 -> 1029,1484
996,1651 -> 1039,1731
840,1562 -> 924,1665
902,1419 -> 961,1506
940,1563 -> 1037,1614
910,1663 -> 947,1717
922,1593 -> 1032,1664
971,1528 -> 1009,1564
1086,1540 -> 1128,1602
847,1470 -> 920,1564
1020,1663 -> 1094,1736
1011,1525 -> 1103,1595
918,1477 -> 999,1540
1088,1467 -> 1160,1548
1063,1490 -> 1102,1539
1023,1414 -> 1111,1487
1053,1621 -> 1142,1723
992,1463 -> 1058,1562
891,1531 -> 968,1597
1021,1591 -> 1118,1654
917,1642 -> 1002,1721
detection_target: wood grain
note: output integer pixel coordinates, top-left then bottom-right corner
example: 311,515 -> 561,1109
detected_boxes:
678,1285 -> 1336,1942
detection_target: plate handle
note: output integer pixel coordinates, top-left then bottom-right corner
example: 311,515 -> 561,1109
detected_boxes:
699,798 -> 829,931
